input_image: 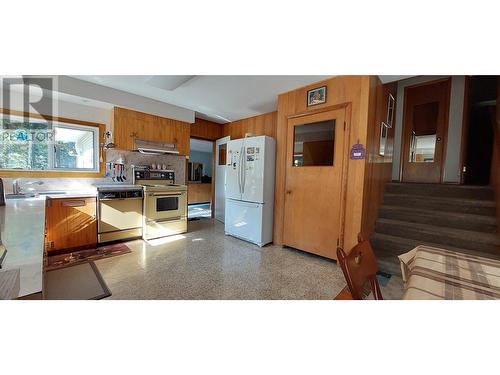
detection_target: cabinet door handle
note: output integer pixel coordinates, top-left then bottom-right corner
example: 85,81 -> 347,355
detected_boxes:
62,200 -> 86,207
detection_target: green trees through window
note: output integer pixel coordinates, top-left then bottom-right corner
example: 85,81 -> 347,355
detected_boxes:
0,115 -> 98,171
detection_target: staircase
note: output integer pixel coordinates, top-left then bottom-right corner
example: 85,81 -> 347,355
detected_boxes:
371,182 -> 500,276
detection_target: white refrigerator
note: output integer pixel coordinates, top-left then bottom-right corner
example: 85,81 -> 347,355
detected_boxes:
224,135 -> 275,246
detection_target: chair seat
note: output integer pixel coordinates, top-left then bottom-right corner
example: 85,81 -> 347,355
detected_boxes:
334,286 -> 353,300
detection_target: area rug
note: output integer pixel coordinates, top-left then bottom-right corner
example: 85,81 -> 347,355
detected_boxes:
46,242 -> 131,271
45,261 -> 111,300
376,271 -> 392,287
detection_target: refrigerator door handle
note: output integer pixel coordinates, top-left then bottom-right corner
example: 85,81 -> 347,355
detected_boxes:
238,146 -> 243,194
239,145 -> 244,194
241,140 -> 246,195
239,146 -> 243,195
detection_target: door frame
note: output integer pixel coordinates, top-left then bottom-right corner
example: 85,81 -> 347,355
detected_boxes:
399,77 -> 451,183
283,103 -> 351,251
214,135 -> 231,222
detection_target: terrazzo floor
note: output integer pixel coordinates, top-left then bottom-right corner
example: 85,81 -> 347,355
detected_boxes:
188,203 -> 212,219
95,220 -> 405,300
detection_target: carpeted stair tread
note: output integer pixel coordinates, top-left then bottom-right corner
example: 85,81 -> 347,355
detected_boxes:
375,218 -> 500,254
379,205 -> 498,233
383,193 -> 496,216
371,232 -> 500,259
386,182 -> 495,200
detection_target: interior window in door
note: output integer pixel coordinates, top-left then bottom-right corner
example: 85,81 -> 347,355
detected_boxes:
409,102 -> 439,163
293,120 -> 335,166
218,144 -> 227,165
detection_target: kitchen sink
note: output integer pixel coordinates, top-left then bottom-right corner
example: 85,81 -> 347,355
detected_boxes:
6,191 -> 67,199
5,193 -> 38,199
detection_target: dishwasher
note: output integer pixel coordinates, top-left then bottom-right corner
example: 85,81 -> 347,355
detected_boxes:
97,186 -> 144,243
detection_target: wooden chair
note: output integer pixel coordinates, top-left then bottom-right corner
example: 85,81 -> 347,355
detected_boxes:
335,236 -> 383,300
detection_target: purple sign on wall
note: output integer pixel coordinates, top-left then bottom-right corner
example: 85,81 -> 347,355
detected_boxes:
350,143 -> 366,160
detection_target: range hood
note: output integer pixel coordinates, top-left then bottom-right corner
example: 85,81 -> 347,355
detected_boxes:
134,139 -> 179,155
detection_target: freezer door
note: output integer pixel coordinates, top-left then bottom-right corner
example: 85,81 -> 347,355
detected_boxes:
225,198 -> 263,245
225,139 -> 244,200
241,136 -> 266,203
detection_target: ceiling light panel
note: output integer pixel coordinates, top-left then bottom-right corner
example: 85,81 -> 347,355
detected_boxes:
146,75 -> 195,91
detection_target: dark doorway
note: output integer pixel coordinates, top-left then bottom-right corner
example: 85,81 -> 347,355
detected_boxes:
464,76 -> 497,185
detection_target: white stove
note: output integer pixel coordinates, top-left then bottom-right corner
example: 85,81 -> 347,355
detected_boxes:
133,166 -> 187,240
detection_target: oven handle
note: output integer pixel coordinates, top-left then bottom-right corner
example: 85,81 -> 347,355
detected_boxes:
149,192 -> 186,197
148,216 -> 183,223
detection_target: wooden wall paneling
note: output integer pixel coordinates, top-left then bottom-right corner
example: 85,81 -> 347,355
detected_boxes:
494,78 -> 500,230
360,78 -> 398,238
459,76 -> 471,184
274,76 -> 372,251
223,111 -> 277,139
274,95 -> 294,245
190,118 -> 224,141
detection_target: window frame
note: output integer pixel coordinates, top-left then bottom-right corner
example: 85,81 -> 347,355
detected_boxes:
0,109 -> 105,178
52,122 -> 100,172
292,119 -> 336,167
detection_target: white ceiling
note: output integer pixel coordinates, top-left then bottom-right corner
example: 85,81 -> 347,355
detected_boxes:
72,75 -> 333,123
6,75 -> 414,125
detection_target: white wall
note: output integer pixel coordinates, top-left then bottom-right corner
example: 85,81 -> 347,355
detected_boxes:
392,76 -> 466,183
56,76 -> 195,123
1,88 -> 112,129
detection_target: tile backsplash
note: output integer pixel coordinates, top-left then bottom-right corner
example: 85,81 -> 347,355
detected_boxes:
105,149 -> 187,184
1,148 -> 187,194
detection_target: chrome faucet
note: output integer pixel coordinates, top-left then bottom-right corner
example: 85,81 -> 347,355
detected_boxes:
12,179 -> 44,195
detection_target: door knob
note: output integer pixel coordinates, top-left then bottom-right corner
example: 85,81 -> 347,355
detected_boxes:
286,190 -> 292,195
436,136 -> 442,142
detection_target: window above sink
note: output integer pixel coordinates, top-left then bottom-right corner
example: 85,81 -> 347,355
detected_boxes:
0,109 -> 105,178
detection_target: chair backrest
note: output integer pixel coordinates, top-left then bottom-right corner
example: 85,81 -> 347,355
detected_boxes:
336,239 -> 383,300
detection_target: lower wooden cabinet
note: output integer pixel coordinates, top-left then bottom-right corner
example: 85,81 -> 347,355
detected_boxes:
188,183 -> 212,204
45,197 -> 97,253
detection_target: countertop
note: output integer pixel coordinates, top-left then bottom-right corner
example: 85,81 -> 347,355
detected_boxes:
44,192 -> 97,199
0,196 -> 46,297
0,190 -> 99,298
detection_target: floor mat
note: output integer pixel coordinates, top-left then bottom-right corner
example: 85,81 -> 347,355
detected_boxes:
46,242 -> 131,271
45,261 -> 111,300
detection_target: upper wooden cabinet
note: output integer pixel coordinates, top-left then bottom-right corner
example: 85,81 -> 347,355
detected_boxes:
112,107 -> 191,155
190,118 -> 224,141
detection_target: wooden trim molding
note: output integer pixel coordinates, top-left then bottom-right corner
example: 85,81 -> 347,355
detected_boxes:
0,108 -> 106,178
287,103 -> 350,120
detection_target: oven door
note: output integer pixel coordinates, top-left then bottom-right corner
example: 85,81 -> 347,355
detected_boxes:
145,191 -> 187,222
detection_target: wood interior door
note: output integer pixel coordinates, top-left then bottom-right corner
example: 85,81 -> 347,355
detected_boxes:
402,79 -> 451,183
283,108 -> 346,260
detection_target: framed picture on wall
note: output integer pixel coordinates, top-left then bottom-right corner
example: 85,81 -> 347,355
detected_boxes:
307,86 -> 327,106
